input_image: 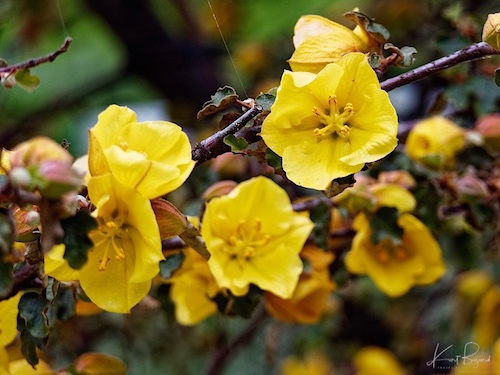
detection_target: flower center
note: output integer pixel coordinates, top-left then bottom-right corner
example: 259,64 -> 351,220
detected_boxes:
313,95 -> 354,140
372,237 -> 410,263
225,218 -> 271,262
93,210 -> 130,271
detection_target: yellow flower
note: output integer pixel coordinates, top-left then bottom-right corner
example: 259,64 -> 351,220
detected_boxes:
265,245 -> 335,324
0,293 -> 22,348
289,14 -> 380,73
46,174 -> 164,313
202,176 -> 314,298
405,116 -> 465,169
474,286 -> 500,348
261,53 -> 398,191
280,352 -> 334,375
89,105 -> 195,199
169,248 -> 220,325
353,346 -> 406,375
345,212 -> 445,297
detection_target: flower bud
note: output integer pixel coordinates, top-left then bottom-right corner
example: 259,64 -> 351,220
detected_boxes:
483,12 -> 500,50
455,173 -> 489,202
9,166 -> 32,189
474,113 -> 500,152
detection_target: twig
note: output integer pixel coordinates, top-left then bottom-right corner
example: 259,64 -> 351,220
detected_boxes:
380,42 -> 500,92
292,196 -> 333,212
192,105 -> 263,165
205,306 -> 269,375
0,37 -> 73,75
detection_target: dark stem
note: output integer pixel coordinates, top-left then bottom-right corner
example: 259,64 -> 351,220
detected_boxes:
0,263 -> 44,302
0,37 -> 72,75
192,105 -> 263,165
380,42 -> 500,92
205,306 -> 269,375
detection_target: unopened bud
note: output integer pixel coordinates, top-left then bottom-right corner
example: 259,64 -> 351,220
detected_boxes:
1,74 -> 16,88
9,166 -> 32,189
474,114 -> 500,152
25,210 -> 40,227
455,173 -> 489,201
483,12 -> 500,50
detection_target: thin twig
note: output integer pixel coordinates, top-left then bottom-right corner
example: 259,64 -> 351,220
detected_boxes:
205,306 -> 269,375
380,42 -> 500,92
192,105 -> 263,165
0,37 -> 73,74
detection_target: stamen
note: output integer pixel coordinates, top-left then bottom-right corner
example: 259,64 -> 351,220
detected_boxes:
313,95 -> 354,140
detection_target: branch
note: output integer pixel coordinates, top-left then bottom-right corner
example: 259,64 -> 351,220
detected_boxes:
192,105 -> 263,165
0,37 -> 73,75
380,42 -> 500,92
205,306 -> 269,375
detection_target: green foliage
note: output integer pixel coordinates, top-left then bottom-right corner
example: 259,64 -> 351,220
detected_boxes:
14,69 -> 40,93
265,148 -> 282,169
343,10 -> 390,43
197,86 -> 239,120
61,210 -> 98,270
223,134 -> 249,152
309,201 -> 331,250
0,260 -> 13,297
255,91 -> 276,112
159,252 -> 185,279
369,207 -> 404,245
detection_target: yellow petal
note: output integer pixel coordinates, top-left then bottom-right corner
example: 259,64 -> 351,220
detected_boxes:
0,293 -> 22,347
90,105 -> 137,149
370,183 -> 416,213
44,244 -> 80,281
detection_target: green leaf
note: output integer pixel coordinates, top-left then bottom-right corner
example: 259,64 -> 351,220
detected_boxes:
62,210 -> 98,269
343,11 -> 390,43
255,91 -> 276,111
18,324 -> 47,368
369,207 -> 403,245
18,292 -> 50,339
223,134 -> 249,152
46,284 -> 76,327
0,208 -> 14,256
368,52 -> 381,69
310,201 -> 331,250
159,252 -> 185,279
14,69 -> 40,93
0,260 -> 13,297
265,148 -> 282,169
495,68 -> 500,87
197,86 -> 239,120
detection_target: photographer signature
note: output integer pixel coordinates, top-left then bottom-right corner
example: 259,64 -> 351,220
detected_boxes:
426,342 -> 491,369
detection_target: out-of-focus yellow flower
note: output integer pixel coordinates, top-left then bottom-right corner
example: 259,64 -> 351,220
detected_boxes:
202,176 -> 314,298
8,359 -> 54,375
405,116 -> 465,169
289,14 -> 380,73
46,174 -> 164,313
0,293 -> 22,348
474,286 -> 500,348
335,176 -> 416,215
353,346 -> 406,375
88,105 -> 194,199
483,12 -> 500,50
261,53 -> 398,191
377,170 -> 416,189
72,352 -> 127,375
265,245 -> 335,324
345,212 -> 445,297
456,270 -> 494,305
169,248 -> 220,325
280,352 -> 334,375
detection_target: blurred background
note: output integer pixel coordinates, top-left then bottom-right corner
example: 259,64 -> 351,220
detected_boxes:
1,0 -> 499,374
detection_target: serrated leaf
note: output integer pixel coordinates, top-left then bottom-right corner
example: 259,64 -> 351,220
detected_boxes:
265,148 -> 282,169
369,207 -> 403,245
343,11 -> 390,43
159,252 -> 185,279
62,211 -> 98,270
18,325 -> 47,368
197,86 -> 239,120
223,134 -> 249,152
255,92 -> 276,111
18,292 -> 50,339
14,69 -> 40,93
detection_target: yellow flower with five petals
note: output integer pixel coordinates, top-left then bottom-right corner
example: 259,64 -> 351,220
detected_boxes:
345,212 -> 445,297
202,176 -> 314,299
261,53 -> 398,190
46,174 -> 164,313
89,105 -> 194,199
